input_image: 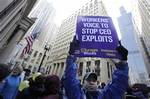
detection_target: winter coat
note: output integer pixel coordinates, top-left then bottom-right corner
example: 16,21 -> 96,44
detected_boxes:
0,75 -> 21,99
64,55 -> 129,99
42,94 -> 59,99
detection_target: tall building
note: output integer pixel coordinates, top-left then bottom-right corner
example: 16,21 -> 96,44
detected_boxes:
47,0 -> 116,83
131,0 -> 150,75
16,0 -> 57,73
117,7 -> 148,84
0,0 -> 37,64
138,0 -> 150,74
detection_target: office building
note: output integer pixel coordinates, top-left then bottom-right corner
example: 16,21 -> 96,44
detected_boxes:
16,0 -> 57,73
0,0 -> 37,64
47,0 -> 116,82
118,7 -> 148,84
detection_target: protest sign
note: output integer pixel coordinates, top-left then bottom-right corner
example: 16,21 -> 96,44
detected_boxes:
75,16 -> 120,58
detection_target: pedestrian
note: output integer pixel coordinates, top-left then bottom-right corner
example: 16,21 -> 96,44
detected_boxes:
17,74 -> 45,99
0,64 -> 11,99
64,36 -> 129,99
100,82 -> 106,89
0,64 -> 10,83
0,65 -> 23,99
18,69 -> 31,91
131,83 -> 149,99
42,75 -> 61,99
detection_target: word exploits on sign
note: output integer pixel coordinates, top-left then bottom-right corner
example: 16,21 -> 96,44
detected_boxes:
75,16 -> 120,59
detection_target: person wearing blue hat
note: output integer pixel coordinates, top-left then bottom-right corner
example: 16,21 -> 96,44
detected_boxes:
64,36 -> 129,99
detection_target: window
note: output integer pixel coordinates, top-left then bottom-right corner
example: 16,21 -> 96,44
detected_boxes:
28,65 -> 32,70
61,62 -> 64,67
36,53 -> 42,64
31,59 -> 35,63
28,49 -> 33,55
86,61 -> 91,73
107,62 -> 110,79
90,3 -> 93,8
95,60 -> 100,76
79,62 -> 83,76
32,67 -> 37,73
33,51 -> 38,57
94,0 -> 97,4
47,56 -> 49,60
24,56 -> 30,62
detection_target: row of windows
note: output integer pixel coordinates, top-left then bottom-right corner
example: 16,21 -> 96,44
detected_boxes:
61,0 -> 102,24
49,60 -> 113,78
24,49 -> 43,65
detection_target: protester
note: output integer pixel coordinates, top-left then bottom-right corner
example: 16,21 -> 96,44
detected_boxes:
0,65 -> 23,99
131,83 -> 149,99
125,86 -> 140,99
17,74 -> 45,99
42,75 -> 61,99
0,64 -> 11,99
64,36 -> 129,99
18,69 -> 31,91
0,64 -> 10,83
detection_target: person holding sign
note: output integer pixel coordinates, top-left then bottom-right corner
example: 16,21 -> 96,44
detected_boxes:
63,36 -> 129,99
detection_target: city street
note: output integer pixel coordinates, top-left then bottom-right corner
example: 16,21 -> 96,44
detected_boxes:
0,0 -> 150,99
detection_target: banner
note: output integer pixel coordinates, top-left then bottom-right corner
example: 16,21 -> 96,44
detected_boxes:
75,16 -> 120,58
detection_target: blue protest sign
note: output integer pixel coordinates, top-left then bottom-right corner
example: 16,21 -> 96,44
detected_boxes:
75,16 -> 120,58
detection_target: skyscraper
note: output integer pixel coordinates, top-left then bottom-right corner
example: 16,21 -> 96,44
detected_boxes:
47,0 -> 115,83
118,7 -> 148,84
138,0 -> 150,74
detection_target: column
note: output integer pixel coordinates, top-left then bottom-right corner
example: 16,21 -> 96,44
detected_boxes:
100,59 -> 108,83
0,29 -> 25,64
58,62 -> 64,77
91,60 -> 95,72
82,61 -> 87,78
52,63 -> 56,74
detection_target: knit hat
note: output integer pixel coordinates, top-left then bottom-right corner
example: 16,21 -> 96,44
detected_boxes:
0,64 -> 10,82
44,75 -> 60,95
84,72 -> 97,82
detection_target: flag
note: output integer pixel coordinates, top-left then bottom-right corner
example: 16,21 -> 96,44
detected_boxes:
20,33 -> 37,58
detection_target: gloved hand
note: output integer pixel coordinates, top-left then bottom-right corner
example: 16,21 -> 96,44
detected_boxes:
116,42 -> 128,61
68,36 -> 80,55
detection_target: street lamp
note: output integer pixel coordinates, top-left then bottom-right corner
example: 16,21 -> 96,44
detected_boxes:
37,44 -> 50,72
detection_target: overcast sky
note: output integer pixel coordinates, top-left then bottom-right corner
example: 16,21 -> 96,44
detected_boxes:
47,0 -> 132,38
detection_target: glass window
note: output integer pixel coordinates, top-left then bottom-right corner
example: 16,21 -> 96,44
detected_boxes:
33,51 -> 38,57
28,49 -> 33,55
24,56 -> 30,62
95,60 -> 100,76
31,59 -> 35,63
107,62 -> 110,79
28,65 -> 32,70
86,61 -> 91,73
47,56 -> 49,60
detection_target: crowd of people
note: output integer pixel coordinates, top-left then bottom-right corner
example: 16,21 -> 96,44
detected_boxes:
0,36 -> 150,99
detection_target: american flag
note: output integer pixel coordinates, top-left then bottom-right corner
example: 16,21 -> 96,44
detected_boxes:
20,33 -> 37,58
